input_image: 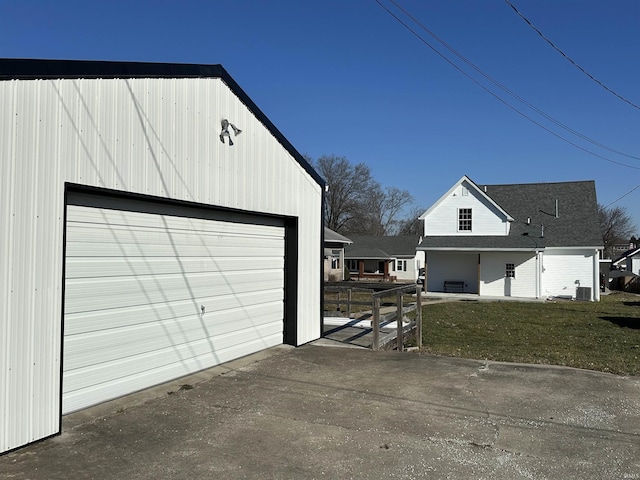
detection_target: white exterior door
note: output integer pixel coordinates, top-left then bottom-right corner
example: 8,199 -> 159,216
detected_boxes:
63,204 -> 285,414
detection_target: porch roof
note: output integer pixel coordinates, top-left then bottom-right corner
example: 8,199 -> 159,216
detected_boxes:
344,247 -> 393,260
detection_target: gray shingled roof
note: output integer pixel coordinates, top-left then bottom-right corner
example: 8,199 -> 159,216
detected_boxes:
420,180 -> 602,250
345,236 -> 421,259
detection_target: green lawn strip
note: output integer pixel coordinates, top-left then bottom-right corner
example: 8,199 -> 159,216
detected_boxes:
420,293 -> 640,375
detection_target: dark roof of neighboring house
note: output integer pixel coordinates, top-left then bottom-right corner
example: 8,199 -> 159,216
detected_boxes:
421,180 -> 602,250
0,58 -> 324,188
345,236 -> 421,259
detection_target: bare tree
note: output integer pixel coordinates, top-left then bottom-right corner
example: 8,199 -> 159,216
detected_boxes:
396,205 -> 427,236
311,154 -> 378,233
310,154 -> 414,236
599,203 -> 637,258
367,186 -> 414,236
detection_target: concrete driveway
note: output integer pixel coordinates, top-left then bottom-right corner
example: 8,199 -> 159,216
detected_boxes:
1,344 -> 639,479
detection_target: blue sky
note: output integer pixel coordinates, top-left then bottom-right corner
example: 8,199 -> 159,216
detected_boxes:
2,0 -> 639,235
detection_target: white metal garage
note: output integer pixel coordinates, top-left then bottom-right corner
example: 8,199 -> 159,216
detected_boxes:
63,196 -> 285,413
0,59 -> 324,454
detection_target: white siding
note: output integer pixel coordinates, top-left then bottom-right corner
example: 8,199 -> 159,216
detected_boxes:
391,252 -> 425,282
541,249 -> 597,300
424,181 -> 508,236
426,252 -> 478,293
0,77 -> 322,453
480,252 -> 538,298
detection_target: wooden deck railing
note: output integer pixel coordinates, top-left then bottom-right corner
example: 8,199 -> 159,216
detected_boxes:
324,284 -> 422,351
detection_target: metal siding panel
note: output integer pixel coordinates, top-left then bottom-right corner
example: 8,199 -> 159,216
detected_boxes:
1,75 -> 322,452
0,81 -> 63,452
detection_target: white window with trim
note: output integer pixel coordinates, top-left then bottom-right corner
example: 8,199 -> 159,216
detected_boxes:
395,259 -> 407,271
458,208 -> 472,231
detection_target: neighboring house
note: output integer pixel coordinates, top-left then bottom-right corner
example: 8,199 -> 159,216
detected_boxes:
417,176 -> 603,301
324,227 -> 352,281
345,236 -> 424,282
611,242 -> 637,259
0,59 -> 324,453
612,246 -> 640,275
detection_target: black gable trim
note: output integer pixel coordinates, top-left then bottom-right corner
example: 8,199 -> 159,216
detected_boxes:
0,58 -> 324,188
0,58 -> 227,80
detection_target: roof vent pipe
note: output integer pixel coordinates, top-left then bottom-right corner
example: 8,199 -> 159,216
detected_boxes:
541,224 -> 544,238
527,217 -> 531,225
555,199 -> 559,218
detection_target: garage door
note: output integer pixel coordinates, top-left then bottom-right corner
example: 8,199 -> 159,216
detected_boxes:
63,202 -> 285,414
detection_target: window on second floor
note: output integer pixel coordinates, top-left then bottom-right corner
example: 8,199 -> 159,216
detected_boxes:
458,208 -> 472,231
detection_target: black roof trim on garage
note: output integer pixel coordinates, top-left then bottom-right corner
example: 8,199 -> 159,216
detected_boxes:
0,58 -> 325,188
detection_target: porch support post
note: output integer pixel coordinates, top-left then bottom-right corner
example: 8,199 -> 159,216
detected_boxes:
593,249 -> 600,301
477,253 -> 481,296
423,252 -> 428,292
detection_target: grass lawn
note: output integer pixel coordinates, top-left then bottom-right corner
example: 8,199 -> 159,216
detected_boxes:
420,291 -> 640,375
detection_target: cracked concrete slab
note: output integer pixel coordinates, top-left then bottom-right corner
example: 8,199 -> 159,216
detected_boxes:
1,345 -> 638,479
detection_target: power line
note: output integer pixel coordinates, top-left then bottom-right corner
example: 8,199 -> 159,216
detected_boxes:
389,0 -> 640,163
604,183 -> 640,208
375,0 -> 640,171
383,0 -> 640,164
505,0 -> 640,112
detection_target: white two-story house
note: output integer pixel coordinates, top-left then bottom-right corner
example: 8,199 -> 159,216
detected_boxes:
417,176 -> 603,301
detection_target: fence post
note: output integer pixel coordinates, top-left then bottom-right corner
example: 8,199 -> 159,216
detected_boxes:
372,296 -> 380,351
347,288 -> 352,318
396,291 -> 404,352
416,285 -> 422,349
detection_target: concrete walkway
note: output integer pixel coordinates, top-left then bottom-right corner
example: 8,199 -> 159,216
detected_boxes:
1,345 -> 639,479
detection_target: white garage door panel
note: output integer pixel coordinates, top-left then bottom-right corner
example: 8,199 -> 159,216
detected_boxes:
64,270 -> 284,313
62,331 -> 282,413
64,290 -> 283,335
64,303 -> 284,370
65,256 -> 284,277
64,319 -> 283,392
65,238 -> 283,258
64,204 -> 285,414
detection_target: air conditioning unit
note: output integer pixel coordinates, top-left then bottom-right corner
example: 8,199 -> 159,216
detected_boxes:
576,287 -> 591,301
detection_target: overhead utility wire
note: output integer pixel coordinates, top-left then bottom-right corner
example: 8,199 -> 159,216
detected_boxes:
604,183 -> 640,208
384,0 -> 640,164
375,0 -> 640,171
505,0 -> 640,112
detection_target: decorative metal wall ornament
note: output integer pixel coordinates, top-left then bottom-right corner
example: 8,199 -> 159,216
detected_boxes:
219,119 -> 242,146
